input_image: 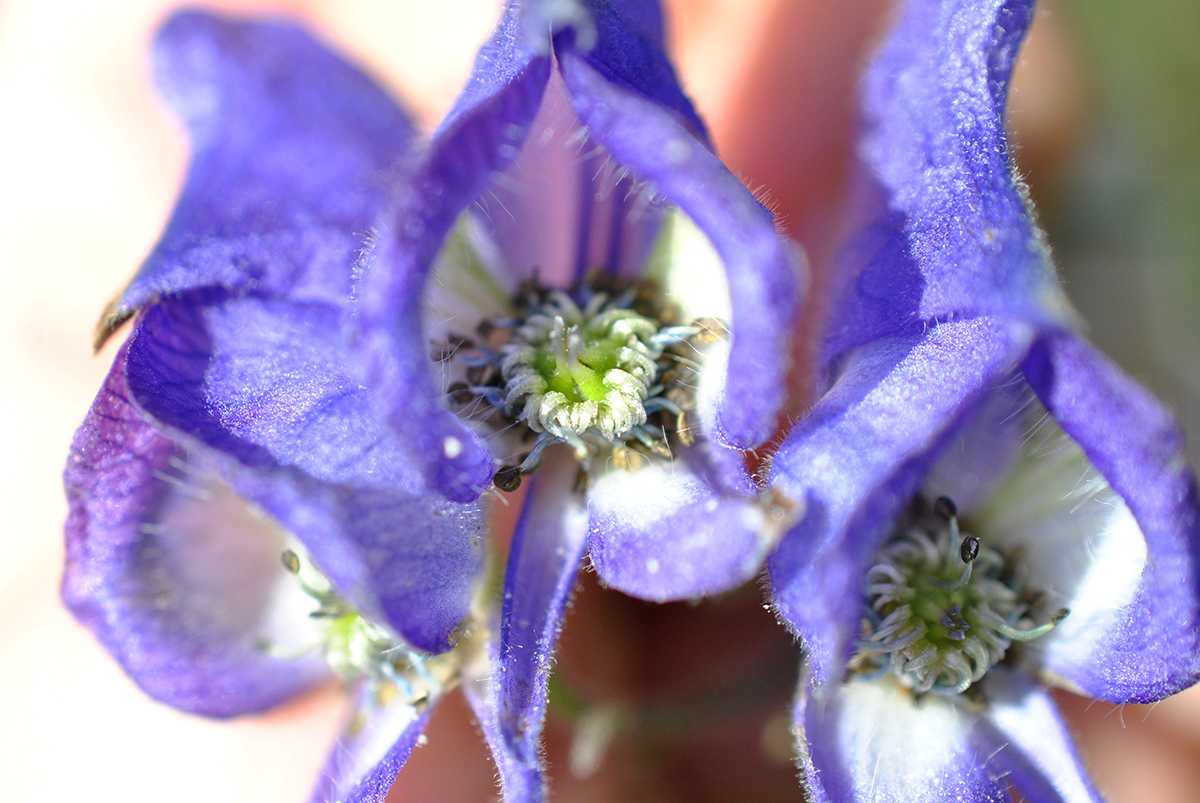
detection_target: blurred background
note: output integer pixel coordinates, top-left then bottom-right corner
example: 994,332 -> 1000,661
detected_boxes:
0,0 -> 1197,800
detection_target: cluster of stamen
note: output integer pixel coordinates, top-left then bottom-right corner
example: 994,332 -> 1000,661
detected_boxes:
435,274 -> 725,491
853,497 -> 1068,695
278,549 -> 460,708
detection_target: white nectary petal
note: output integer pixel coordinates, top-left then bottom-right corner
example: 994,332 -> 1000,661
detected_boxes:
800,675 -> 1005,803
969,409 -> 1147,665
423,212 -> 517,347
156,468 -> 321,653
640,208 -> 733,324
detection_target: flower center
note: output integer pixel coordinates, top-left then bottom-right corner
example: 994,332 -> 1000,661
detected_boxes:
438,273 -> 725,491
852,497 -> 1068,696
278,548 -> 462,707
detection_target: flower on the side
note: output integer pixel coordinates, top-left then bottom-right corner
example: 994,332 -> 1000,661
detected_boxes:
61,2 -> 799,801
765,0 -> 1200,800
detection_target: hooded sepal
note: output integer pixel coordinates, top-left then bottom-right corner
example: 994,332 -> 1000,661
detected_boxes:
98,10 -> 414,349
62,345 -> 327,717
823,0 -> 1071,365
768,317 -> 1028,687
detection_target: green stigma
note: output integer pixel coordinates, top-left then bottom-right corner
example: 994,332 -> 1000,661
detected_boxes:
501,290 -> 664,442
854,497 -> 1069,695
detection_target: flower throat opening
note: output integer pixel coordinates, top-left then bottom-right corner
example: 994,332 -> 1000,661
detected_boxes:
435,271 -> 726,492
852,496 -> 1069,696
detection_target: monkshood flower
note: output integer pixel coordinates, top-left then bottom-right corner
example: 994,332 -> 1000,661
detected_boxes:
765,0 -> 1200,800
61,2 -> 797,802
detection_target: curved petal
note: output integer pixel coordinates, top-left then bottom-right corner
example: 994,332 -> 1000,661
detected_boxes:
823,0 -> 1071,364
558,51 -> 800,450
1021,331 -> 1200,702
99,10 -> 414,347
125,296 -> 485,653
973,669 -> 1104,803
795,673 -> 1007,803
358,6 -> 551,503
570,0 -> 708,143
587,442 -> 782,600
309,685 -> 434,803
61,348 -> 326,717
466,452 -> 589,803
768,317 -> 1027,686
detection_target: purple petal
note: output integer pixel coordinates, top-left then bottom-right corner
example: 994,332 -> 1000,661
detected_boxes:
466,453 -> 589,803
823,0 -> 1071,363
99,10 -> 413,347
1021,331 -> 1200,702
796,672 -> 1007,803
125,296 -> 485,653
471,75 -> 667,290
309,684 -> 433,803
62,347 -> 326,717
588,442 -> 779,600
558,51 -> 799,449
768,317 -> 1026,686
570,1 -> 708,144
358,7 -> 551,503
973,669 -> 1103,803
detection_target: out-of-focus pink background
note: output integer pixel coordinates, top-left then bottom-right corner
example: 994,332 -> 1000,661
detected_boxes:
1,1 -> 1197,801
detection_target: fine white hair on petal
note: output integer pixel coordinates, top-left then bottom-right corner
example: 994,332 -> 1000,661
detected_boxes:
827,676 -> 981,800
964,400 -> 1148,666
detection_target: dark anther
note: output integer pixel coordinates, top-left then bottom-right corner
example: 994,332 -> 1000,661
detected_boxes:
281,550 -> 300,574
934,496 -> 958,520
959,536 -> 980,563
1051,608 -> 1071,625
493,465 -> 523,492
476,319 -> 496,340
447,382 -> 475,404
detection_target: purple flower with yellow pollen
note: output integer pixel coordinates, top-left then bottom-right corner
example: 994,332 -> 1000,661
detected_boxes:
766,0 -> 1200,800
61,1 -> 797,801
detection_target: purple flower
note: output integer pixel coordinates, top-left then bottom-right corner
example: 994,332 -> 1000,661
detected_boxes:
61,3 -> 797,801
766,0 -> 1200,800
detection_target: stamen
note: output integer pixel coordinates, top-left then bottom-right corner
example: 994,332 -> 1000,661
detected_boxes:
853,496 -> 1069,696
434,272 -> 722,484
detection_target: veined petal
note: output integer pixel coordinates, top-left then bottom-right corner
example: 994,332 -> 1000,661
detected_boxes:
358,5 -> 551,503
768,317 -> 1027,686
568,0 -> 708,143
558,50 -> 800,450
98,11 -> 414,347
124,296 -> 485,653
823,0 -> 1071,364
588,443 -> 781,600
973,669 -> 1104,803
466,452 -> 589,803
62,347 -> 326,717
1021,331 -> 1200,702
796,673 -> 1006,803
308,684 -> 434,803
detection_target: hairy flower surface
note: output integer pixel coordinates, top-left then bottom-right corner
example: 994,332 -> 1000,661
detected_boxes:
766,0 -> 1200,801
61,2 -> 799,802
